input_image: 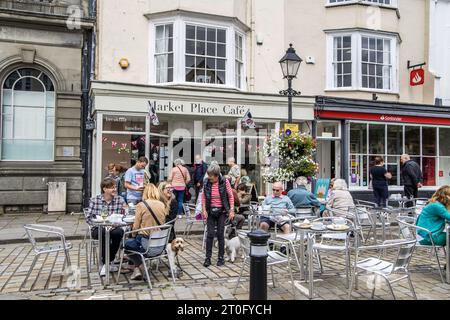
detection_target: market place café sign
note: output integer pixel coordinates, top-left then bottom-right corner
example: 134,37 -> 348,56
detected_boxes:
149,100 -> 248,117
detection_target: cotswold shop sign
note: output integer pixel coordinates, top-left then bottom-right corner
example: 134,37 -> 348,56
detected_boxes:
148,100 -> 248,117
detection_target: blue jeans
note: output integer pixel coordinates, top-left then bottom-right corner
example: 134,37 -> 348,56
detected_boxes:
173,189 -> 185,215
124,235 -> 148,266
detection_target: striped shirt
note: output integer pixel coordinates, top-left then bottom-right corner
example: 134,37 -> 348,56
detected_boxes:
87,194 -> 126,221
202,179 -> 234,210
169,165 -> 191,190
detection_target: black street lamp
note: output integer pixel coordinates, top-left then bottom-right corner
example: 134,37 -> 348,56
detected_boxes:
279,43 -> 302,123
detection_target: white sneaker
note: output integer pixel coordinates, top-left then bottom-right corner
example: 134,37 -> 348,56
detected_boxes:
100,264 -> 106,277
130,268 -> 143,280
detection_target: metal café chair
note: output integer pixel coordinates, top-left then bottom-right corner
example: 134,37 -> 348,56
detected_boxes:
117,224 -> 174,289
400,198 -> 429,217
82,208 -> 99,272
233,230 -> 296,298
396,215 -> 446,283
182,203 -> 204,238
348,238 -> 417,300
23,224 -> 73,288
310,215 -> 356,288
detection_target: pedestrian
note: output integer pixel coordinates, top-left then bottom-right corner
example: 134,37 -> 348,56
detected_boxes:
86,177 -> 127,276
168,158 -> 191,217
114,164 -> 128,203
400,154 -> 423,207
202,164 -> 235,267
124,156 -> 149,205
193,154 -> 208,201
227,157 -> 241,189
369,156 -> 392,207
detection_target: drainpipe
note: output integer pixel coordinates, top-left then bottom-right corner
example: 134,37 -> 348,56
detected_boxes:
81,0 -> 96,208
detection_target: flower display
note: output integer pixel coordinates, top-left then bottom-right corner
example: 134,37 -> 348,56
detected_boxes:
262,130 -> 318,183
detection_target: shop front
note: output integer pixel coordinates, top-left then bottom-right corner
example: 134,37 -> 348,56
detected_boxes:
90,81 -> 315,197
315,96 -> 450,199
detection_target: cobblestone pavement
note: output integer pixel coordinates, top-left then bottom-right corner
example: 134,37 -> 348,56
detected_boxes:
0,231 -> 449,300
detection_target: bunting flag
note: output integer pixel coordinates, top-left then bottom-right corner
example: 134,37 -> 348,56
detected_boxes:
111,141 -> 118,148
131,140 -> 138,148
121,143 -> 128,149
241,109 -> 256,129
102,137 -> 108,142
148,101 -> 160,126
140,136 -> 146,142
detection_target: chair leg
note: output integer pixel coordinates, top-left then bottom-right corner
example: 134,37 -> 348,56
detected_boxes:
370,275 -> 377,299
287,259 -> 296,299
141,256 -> 152,290
407,275 -> 417,300
270,266 -> 276,288
116,250 -> 125,283
384,277 -> 396,300
64,249 -> 71,268
22,254 -> 39,290
345,251 -> 350,289
86,240 -> 91,273
316,251 -> 324,274
433,246 -> 445,283
233,258 -> 246,294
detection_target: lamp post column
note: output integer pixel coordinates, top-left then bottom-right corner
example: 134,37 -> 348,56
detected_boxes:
288,78 -> 293,123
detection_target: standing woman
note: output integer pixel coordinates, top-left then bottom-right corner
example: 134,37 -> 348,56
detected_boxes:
202,164 -> 235,267
158,181 -> 178,242
369,156 -> 392,207
168,158 -> 191,217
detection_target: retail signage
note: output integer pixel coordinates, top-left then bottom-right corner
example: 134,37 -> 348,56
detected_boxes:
148,100 -> 248,117
317,111 -> 450,126
284,123 -> 299,136
410,68 -> 425,86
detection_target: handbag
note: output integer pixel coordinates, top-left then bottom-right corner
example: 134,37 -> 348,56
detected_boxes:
209,207 -> 223,219
177,166 -> 192,201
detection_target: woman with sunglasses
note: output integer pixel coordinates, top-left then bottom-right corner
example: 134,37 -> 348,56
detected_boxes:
158,181 -> 178,242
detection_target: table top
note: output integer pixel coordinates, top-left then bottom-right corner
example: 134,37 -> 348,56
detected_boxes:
293,222 -> 352,234
90,216 -> 134,227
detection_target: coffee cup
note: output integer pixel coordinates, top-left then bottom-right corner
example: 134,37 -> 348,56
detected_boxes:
335,218 -> 346,225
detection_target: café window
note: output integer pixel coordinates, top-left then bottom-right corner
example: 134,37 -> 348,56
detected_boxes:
317,121 -> 340,138
349,122 -> 442,187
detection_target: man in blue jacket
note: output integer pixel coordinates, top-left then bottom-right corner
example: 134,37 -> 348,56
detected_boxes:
288,176 -> 321,208
193,154 -> 208,201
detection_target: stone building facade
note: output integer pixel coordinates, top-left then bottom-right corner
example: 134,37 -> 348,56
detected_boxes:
0,0 -> 95,213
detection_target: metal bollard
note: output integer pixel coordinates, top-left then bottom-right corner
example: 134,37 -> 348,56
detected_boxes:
248,229 -> 271,300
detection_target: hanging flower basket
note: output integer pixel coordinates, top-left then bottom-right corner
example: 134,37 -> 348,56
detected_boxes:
262,130 -> 319,183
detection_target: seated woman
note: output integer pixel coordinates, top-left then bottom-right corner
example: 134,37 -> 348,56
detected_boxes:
237,183 -> 252,217
124,183 -> 169,280
323,179 -> 355,217
158,181 -> 178,242
416,185 -> 450,246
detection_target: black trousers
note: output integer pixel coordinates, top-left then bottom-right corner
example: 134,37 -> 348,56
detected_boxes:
205,210 -> 227,260
92,227 -> 124,264
373,185 -> 388,207
404,185 -> 418,208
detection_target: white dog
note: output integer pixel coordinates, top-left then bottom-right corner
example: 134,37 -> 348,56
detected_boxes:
224,236 -> 243,263
167,237 -> 185,278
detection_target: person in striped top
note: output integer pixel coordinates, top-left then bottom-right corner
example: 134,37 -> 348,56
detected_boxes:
202,164 -> 235,267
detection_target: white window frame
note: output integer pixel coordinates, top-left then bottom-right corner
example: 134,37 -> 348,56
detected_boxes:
326,0 -> 398,9
148,14 -> 246,91
326,31 -> 398,93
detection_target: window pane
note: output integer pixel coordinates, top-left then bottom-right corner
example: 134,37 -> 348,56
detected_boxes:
206,58 -> 215,69
186,55 -> 195,68
185,68 -> 195,82
217,58 -> 226,70
405,126 -> 420,155
186,40 -> 195,54
350,123 -> 367,154
207,28 -> 216,42
439,128 -> 450,156
14,78 -> 44,92
3,71 -> 20,89
422,127 -> 436,156
196,27 -> 206,41
369,124 -> 385,154
186,25 -> 195,39
217,29 -> 226,43
196,41 -> 205,55
387,125 -> 403,155
217,71 -> 226,84
207,42 -> 216,56
217,44 -> 226,57
349,154 -> 368,187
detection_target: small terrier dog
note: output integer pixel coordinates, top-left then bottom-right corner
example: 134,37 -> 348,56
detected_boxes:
167,237 -> 185,278
224,236 -> 243,263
